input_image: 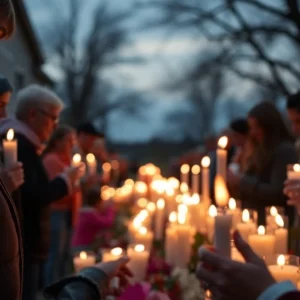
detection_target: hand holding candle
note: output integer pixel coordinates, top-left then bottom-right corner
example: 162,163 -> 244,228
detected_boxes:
217,136 -> 228,183
73,251 -> 96,273
86,153 -> 97,175
3,129 -> 17,167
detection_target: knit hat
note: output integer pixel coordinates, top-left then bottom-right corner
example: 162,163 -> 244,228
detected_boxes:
0,75 -> 13,95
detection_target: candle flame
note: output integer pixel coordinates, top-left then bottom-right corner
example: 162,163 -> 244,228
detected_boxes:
139,209 -> 149,219
258,225 -> 265,235
133,217 -> 143,228
72,153 -> 81,164
214,175 -> 230,208
178,203 -> 188,215
209,205 -> 217,217
178,212 -> 186,225
201,156 -> 211,168
139,227 -> 147,235
191,165 -> 200,175
242,209 -> 250,223
6,129 -> 14,141
180,182 -> 189,194
86,153 -> 95,164
168,177 -> 180,189
228,198 -> 236,210
134,244 -> 145,252
111,247 -> 123,256
169,212 -> 177,223
125,179 -> 134,186
218,136 -> 228,149
277,255 -> 285,267
137,198 -> 148,208
181,164 -> 190,174
157,199 -> 165,209
135,181 -> 148,193
270,206 -> 278,217
102,162 -> 111,172
165,185 -> 175,196
79,251 -> 87,259
275,214 -> 284,228
293,164 -> 300,172
146,202 -> 156,213
191,193 -> 200,204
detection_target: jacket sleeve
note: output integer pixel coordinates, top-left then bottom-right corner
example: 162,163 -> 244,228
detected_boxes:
43,268 -> 107,300
238,143 -> 298,206
18,137 -> 69,206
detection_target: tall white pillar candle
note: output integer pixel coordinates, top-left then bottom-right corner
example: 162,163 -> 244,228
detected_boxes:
154,199 -> 165,240
274,215 -> 288,255
206,205 -> 217,243
3,129 -> 17,167
236,209 -> 257,242
216,136 -> 228,183
191,165 -> 200,195
180,164 -> 190,186
201,156 -> 211,209
135,227 -> 154,252
102,247 -> 124,262
165,226 -> 177,266
86,153 -> 97,175
228,198 -> 242,230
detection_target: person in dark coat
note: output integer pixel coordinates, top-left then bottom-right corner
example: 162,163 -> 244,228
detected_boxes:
0,84 -> 83,300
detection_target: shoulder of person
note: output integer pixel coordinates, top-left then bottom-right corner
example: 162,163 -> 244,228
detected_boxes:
274,141 -> 296,155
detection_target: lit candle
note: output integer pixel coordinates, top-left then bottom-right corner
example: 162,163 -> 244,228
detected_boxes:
155,199 -> 165,240
102,162 -> 111,183
216,136 -> 228,183
191,165 -> 200,195
236,209 -> 257,242
201,156 -> 211,209
214,175 -> 232,258
274,215 -> 288,255
134,181 -> 148,200
206,205 -> 217,243
127,244 -> 150,283
168,177 -> 180,193
268,255 -> 299,285
165,225 -> 177,265
137,198 -> 148,209
135,227 -> 154,252
73,251 -> 96,273
3,129 -> 17,167
248,226 -> 275,264
169,211 -> 177,226
266,206 -> 279,230
180,164 -> 190,186
86,153 -> 97,175
102,247 -> 124,262
180,182 -> 189,195
72,153 -> 82,167
228,198 -> 242,230
165,185 -> 176,216
287,164 -> 300,179
128,217 -> 143,243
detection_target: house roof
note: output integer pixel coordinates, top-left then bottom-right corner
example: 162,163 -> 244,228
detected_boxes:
12,0 -> 54,86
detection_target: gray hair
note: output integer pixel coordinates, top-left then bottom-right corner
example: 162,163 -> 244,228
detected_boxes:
15,84 -> 64,119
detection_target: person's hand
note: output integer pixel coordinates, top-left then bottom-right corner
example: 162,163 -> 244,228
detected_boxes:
197,231 -> 275,300
95,256 -> 132,296
284,179 -> 300,206
227,169 -> 242,188
0,162 -> 24,193
64,163 -> 85,186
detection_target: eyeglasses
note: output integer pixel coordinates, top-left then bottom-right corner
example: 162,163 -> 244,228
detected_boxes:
37,108 -> 59,124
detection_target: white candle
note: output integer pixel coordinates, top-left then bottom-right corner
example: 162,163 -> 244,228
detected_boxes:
214,175 -> 232,258
206,205 -> 217,243
268,255 -> 299,285
191,165 -> 200,195
274,215 -> 288,255
3,129 -> 17,167
228,198 -> 242,230
287,164 -> 300,179
165,185 -> 176,216
236,209 -> 257,242
127,244 -> 150,283
165,226 -> 177,266
102,162 -> 111,183
102,247 -> 124,262
72,153 -> 82,167
86,153 -> 97,175
216,136 -> 228,183
248,226 -> 275,264
266,206 -> 279,230
73,251 -> 96,273
134,181 -> 148,200
180,164 -> 190,186
201,156 -> 211,209
135,227 -> 154,252
155,199 -> 165,240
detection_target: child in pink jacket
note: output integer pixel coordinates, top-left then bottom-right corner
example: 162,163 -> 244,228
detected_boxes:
71,187 -> 115,250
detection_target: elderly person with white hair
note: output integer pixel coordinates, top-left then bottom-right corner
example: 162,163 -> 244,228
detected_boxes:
0,84 -> 84,300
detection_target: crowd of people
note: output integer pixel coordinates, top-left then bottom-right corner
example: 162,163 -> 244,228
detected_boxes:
2,1 -> 300,300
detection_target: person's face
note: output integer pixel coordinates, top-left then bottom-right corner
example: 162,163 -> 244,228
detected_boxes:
0,91 -> 11,118
248,117 -> 264,143
29,104 -> 61,142
59,132 -> 77,155
231,131 -> 247,148
287,108 -> 300,137
78,133 -> 98,154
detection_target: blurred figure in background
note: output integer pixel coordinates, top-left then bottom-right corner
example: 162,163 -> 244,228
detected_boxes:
228,101 -> 297,225
42,125 -> 81,285
0,74 -> 12,118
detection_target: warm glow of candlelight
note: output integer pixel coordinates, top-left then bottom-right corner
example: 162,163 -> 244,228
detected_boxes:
125,179 -> 134,186
209,205 -> 217,217
191,193 -> 200,204
72,153 -> 82,164
218,136 -> 228,149
178,212 -> 186,225
277,255 -> 285,267
139,227 -> 147,235
242,209 -> 250,223
145,164 -> 156,175
157,199 -> 165,210
133,217 -> 143,228
146,202 -> 156,213
178,204 -> 188,215
165,185 -> 175,196
275,215 -> 284,228
191,165 -> 200,175
270,206 -> 278,217
6,129 -> 14,141
180,164 -> 190,174
137,198 -> 148,208
168,177 -> 180,189
80,251 -> 87,259
86,153 -> 95,163
180,182 -> 189,194
293,164 -> 300,172
258,225 -> 265,235
102,162 -> 111,172
228,198 -> 236,210
111,160 -> 119,169
201,156 -> 211,168
214,175 -> 230,208
175,195 -> 182,204
135,181 -> 148,193
111,247 -> 123,256
139,209 -> 149,220
169,212 -> 177,223
134,244 -> 145,252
